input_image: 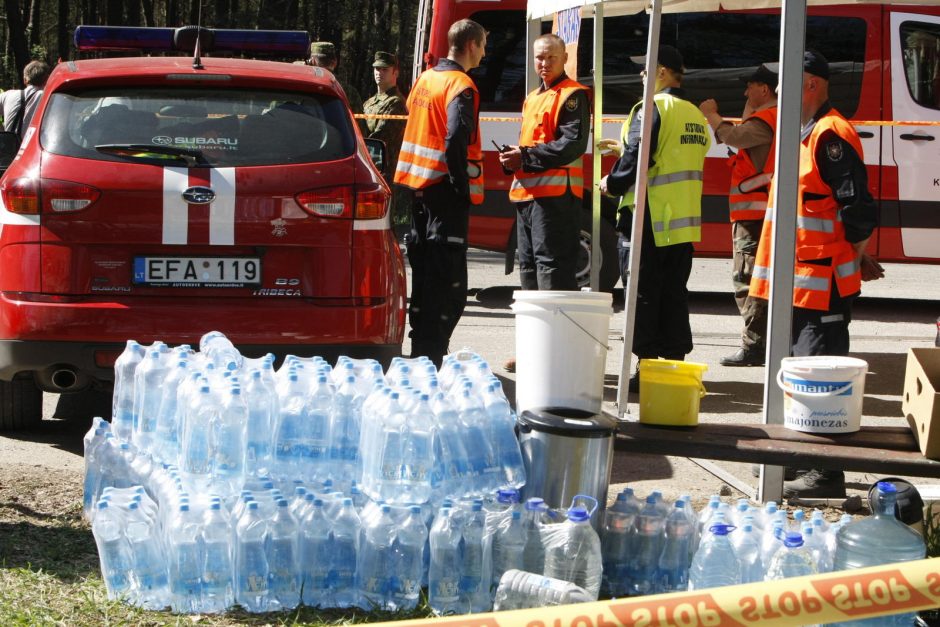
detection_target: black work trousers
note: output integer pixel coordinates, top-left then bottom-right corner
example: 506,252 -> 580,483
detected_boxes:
515,191 -> 580,291
406,183 -> 469,367
791,277 -> 857,358
619,233 -> 694,360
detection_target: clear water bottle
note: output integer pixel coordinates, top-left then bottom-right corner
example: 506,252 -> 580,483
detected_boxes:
304,375 -> 334,482
200,500 -> 234,613
628,494 -> 666,595
153,358 -> 189,465
273,371 -> 307,482
112,339 -> 144,442
482,381 -> 526,490
299,498 -> 331,607
522,497 -> 546,575
429,506 -> 462,615
330,497 -> 361,608
602,488 -> 639,597
124,500 -> 169,609
391,505 -> 427,611
199,330 -> 242,369
210,386 -> 247,501
234,501 -> 269,613
244,368 -> 277,479
132,349 -> 170,454
357,502 -> 396,610
696,496 -> 721,547
330,375 -> 362,491
180,385 -> 216,491
688,523 -> 741,590
368,391 -> 407,503
267,498 -> 300,610
460,501 -> 490,613
832,482 -> 926,627
430,390 -> 471,500
656,500 -> 693,593
760,518 -> 786,573
731,519 -> 764,584
491,510 -> 526,594
543,497 -> 602,599
765,531 -> 817,580
454,388 -> 500,495
399,394 -> 435,505
802,521 -> 832,573
493,569 -> 595,611
166,502 -> 203,613
92,499 -> 134,600
82,423 -> 109,521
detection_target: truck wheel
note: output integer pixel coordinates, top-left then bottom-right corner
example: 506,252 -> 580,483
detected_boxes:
0,373 -> 43,430
577,216 -> 620,292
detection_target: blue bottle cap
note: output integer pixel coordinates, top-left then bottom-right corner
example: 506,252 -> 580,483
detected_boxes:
708,523 -> 736,536
877,481 -> 897,494
525,497 -> 545,511
783,531 -> 804,548
567,506 -> 590,523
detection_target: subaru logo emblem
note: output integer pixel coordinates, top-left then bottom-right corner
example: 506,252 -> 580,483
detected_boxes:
182,186 -> 215,205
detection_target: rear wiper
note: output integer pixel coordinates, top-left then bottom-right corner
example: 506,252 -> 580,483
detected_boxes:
95,144 -> 207,167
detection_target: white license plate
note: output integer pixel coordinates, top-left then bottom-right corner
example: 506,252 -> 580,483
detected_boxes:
133,256 -> 261,287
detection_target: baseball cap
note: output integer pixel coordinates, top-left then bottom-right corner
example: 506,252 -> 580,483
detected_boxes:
372,51 -> 398,68
803,49 -> 830,80
741,64 -> 778,88
657,45 -> 685,75
310,41 -> 336,58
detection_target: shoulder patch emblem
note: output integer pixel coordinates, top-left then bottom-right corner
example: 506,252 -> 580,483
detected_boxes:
461,88 -> 473,99
826,141 -> 843,162
565,96 -> 579,111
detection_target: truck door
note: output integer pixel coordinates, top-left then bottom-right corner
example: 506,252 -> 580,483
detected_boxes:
890,11 -> 940,261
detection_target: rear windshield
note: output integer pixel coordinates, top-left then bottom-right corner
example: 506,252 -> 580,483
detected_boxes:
40,87 -> 356,166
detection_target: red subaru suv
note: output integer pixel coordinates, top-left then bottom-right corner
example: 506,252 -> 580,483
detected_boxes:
0,26 -> 406,429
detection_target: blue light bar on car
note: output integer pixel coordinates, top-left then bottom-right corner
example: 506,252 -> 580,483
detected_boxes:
74,25 -> 310,58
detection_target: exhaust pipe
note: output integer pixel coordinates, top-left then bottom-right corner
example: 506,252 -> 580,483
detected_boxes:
50,368 -> 79,391
36,365 -> 90,393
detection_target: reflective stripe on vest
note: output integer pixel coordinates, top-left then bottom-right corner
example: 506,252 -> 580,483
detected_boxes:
394,67 -> 485,204
728,106 -> 777,222
510,78 -> 588,202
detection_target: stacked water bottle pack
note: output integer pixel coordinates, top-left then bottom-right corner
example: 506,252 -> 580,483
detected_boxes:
87,332 -> 529,613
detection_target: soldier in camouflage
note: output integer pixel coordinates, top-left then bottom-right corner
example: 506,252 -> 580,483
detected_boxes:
308,41 -> 365,133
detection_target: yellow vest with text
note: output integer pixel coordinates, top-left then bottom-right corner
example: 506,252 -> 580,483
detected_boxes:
620,92 -> 711,246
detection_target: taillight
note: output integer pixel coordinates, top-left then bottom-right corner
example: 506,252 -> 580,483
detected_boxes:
355,184 -> 390,220
1,177 -> 40,214
296,186 -> 353,218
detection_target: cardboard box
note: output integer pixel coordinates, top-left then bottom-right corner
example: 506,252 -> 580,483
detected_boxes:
904,347 -> 940,459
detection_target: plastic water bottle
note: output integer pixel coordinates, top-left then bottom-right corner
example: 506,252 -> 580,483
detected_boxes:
460,501 -> 490,613
132,349 -> 170,453
166,502 -> 203,613
244,368 -> 277,478
210,386 -> 247,501
688,523 -> 741,590
760,518 -> 786,572
330,375 -> 362,490
765,531 -> 817,580
731,519 -> 764,584
368,391 -> 407,502
493,570 -> 594,611
602,488 -> 639,597
543,497 -> 603,599
199,331 -> 242,369
454,388 -> 500,495
234,501 -> 269,613
112,340 -> 144,442
267,499 -> 300,610
304,375 -> 334,482
391,505 -> 427,611
200,500 -> 234,613
832,482 -> 926,627
491,510 -> 526,594
330,497 -> 361,608
124,500 -> 169,609
482,381 -> 526,489
83,423 -> 109,521
430,390 -> 470,500
801,522 -> 832,573
522,497 -> 546,574
429,506 -> 462,615
628,494 -> 666,595
358,503 -> 396,610
656,501 -> 693,593
180,385 -> 215,491
92,499 -> 134,600
300,498 -> 330,607
273,372 -> 306,482
153,359 -> 189,464
400,394 -> 435,504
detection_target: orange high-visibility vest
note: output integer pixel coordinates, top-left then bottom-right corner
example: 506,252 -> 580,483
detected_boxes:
509,78 -> 588,202
750,109 -> 864,311
728,106 -> 777,222
394,67 -> 484,204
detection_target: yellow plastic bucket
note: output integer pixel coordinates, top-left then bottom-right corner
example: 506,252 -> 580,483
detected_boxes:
638,359 -> 708,426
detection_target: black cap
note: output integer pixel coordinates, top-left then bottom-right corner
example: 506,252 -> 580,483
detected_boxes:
741,64 -> 778,88
804,49 -> 830,80
657,45 -> 684,75
372,51 -> 398,68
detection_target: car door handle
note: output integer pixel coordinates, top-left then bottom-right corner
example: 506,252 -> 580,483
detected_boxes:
899,133 -> 935,141
857,131 -> 874,139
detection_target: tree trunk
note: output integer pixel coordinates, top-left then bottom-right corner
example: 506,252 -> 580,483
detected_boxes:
107,0 -> 122,26
141,0 -> 155,27
5,0 -> 31,81
57,0 -> 69,60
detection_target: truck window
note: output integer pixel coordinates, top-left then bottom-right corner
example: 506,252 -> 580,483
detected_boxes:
900,21 -> 940,110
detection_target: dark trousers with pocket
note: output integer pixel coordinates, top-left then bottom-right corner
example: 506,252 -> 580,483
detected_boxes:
791,277 -> 857,358
406,182 -> 469,366
732,220 -> 769,351
515,191 -> 581,291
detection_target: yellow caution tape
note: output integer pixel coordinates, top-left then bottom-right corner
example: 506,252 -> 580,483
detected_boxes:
354,113 -> 940,126
372,557 -> 940,627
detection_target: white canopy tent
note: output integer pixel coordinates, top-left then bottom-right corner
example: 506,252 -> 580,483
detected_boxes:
525,0 -> 927,501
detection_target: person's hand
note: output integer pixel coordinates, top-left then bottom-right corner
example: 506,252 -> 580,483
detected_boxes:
599,175 -> 609,195
596,138 -> 623,157
860,253 -> 885,281
699,99 -> 719,116
498,146 -> 522,172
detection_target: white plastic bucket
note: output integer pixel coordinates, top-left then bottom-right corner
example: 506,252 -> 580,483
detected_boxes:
776,356 -> 869,434
511,290 -> 612,414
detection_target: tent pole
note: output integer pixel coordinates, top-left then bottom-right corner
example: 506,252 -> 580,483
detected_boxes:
590,3 -> 605,292
616,0 -> 663,417
757,0 -> 807,503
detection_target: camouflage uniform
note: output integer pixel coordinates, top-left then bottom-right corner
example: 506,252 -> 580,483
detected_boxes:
363,85 -> 407,173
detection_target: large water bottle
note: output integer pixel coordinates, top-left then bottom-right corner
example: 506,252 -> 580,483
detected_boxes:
330,497 -> 361,608
304,375 -> 334,482
267,498 -> 300,610
199,331 -> 242,369
491,510 -> 526,594
82,423 -> 110,521
112,340 -> 145,442
454,388 -> 500,495
391,505 -> 427,611
244,368 -> 277,479
180,385 -> 216,491
765,531 -> 817,581
300,498 -> 331,607
200,499 -> 234,613
124,500 -> 169,609
760,518 -> 786,572
330,375 -> 362,491
273,371 -> 307,482
656,500 -> 693,593
522,498 -> 546,575
234,501 -> 269,613
628,494 -> 666,596
132,349 -> 170,454
210,386 -> 247,501
92,499 -> 134,600
153,358 -> 189,465
358,503 -> 396,610
801,522 -> 832,573
688,523 -> 741,590
543,497 -> 603,599
482,381 -> 526,489
832,482 -> 926,627
430,390 -> 471,500
493,570 -> 595,611
399,394 -> 435,504
166,502 -> 203,613
601,488 -> 638,597
429,506 -> 462,615
460,501 -> 490,613
731,519 -> 764,584
367,391 -> 407,503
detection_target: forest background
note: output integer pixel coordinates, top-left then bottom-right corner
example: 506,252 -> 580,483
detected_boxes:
0,0 -> 422,98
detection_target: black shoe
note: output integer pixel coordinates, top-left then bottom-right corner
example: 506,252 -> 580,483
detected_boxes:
720,347 -> 765,367
783,469 -> 846,498
750,464 -> 801,481
629,371 -> 639,394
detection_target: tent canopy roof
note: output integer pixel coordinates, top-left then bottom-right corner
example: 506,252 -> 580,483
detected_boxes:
528,0 -> 939,19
